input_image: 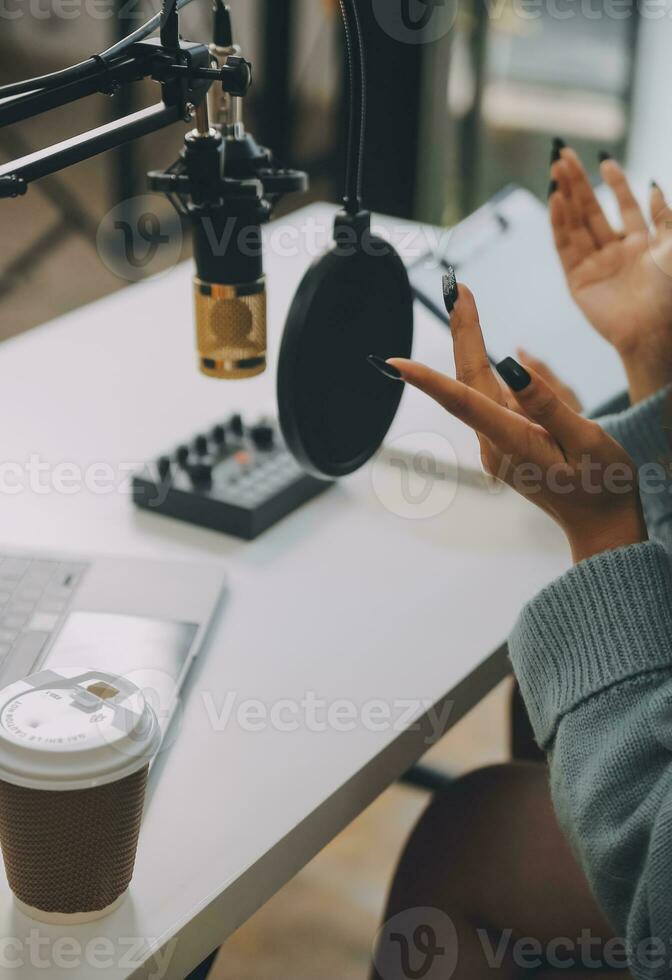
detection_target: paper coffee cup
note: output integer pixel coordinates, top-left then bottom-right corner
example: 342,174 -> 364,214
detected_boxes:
0,667 -> 160,923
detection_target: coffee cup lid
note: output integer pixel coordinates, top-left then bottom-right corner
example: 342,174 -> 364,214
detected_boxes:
0,668 -> 161,791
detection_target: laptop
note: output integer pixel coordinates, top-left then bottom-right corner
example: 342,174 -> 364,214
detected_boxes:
0,550 -> 226,735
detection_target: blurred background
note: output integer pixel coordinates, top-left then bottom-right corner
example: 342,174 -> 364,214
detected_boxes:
1,0 -> 660,339
0,1 -> 665,974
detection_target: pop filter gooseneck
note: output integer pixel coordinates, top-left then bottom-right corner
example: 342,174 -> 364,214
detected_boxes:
277,0 -> 414,480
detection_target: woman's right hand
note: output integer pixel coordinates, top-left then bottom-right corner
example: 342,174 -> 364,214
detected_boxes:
387,286 -> 647,565
550,147 -> 672,403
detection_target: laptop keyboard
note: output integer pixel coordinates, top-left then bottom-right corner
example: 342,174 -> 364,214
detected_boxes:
0,555 -> 89,686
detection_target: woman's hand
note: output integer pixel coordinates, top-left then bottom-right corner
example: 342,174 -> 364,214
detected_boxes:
387,286 -> 647,564
550,147 -> 672,403
516,348 -> 583,414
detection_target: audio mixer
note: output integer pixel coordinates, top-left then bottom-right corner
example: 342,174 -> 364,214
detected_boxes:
132,414 -> 333,540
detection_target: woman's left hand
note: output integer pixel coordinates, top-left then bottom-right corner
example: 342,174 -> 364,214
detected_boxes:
550,149 -> 672,403
387,285 -> 647,564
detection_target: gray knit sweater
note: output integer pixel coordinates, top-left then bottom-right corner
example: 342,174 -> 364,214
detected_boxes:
509,387 -> 672,978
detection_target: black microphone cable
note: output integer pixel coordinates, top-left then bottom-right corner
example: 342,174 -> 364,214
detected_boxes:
0,0 -> 198,103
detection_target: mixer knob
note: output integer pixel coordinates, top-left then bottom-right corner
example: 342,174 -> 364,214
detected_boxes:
251,423 -> 274,450
211,424 -> 226,446
194,434 -> 209,456
229,414 -> 244,437
157,456 -> 172,481
188,462 -> 212,486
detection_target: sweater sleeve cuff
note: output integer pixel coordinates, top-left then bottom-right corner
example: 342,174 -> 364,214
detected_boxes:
587,389 -> 630,420
509,541 -> 672,750
597,385 -> 672,469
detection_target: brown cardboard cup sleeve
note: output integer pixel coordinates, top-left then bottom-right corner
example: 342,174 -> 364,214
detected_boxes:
0,668 -> 160,923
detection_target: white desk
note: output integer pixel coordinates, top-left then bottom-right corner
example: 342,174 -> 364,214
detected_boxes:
0,204 -> 569,978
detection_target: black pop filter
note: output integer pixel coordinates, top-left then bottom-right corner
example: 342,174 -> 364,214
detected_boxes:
277,0 -> 414,479
277,214 -> 413,479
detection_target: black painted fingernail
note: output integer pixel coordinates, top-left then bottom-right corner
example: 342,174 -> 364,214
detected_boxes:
442,267 -> 459,313
651,179 -> 659,189
496,357 -> 531,392
367,354 -> 402,381
550,136 -> 565,164
598,150 -> 612,163
547,179 -> 558,200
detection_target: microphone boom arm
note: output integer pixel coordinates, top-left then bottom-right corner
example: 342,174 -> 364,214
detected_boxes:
0,0 -> 309,383
0,34 -> 252,198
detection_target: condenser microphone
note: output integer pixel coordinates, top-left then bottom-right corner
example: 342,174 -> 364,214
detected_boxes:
191,0 -> 266,381
191,200 -> 268,381
149,2 -> 306,381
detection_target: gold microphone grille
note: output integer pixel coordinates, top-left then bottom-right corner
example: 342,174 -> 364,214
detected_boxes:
194,278 -> 267,380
